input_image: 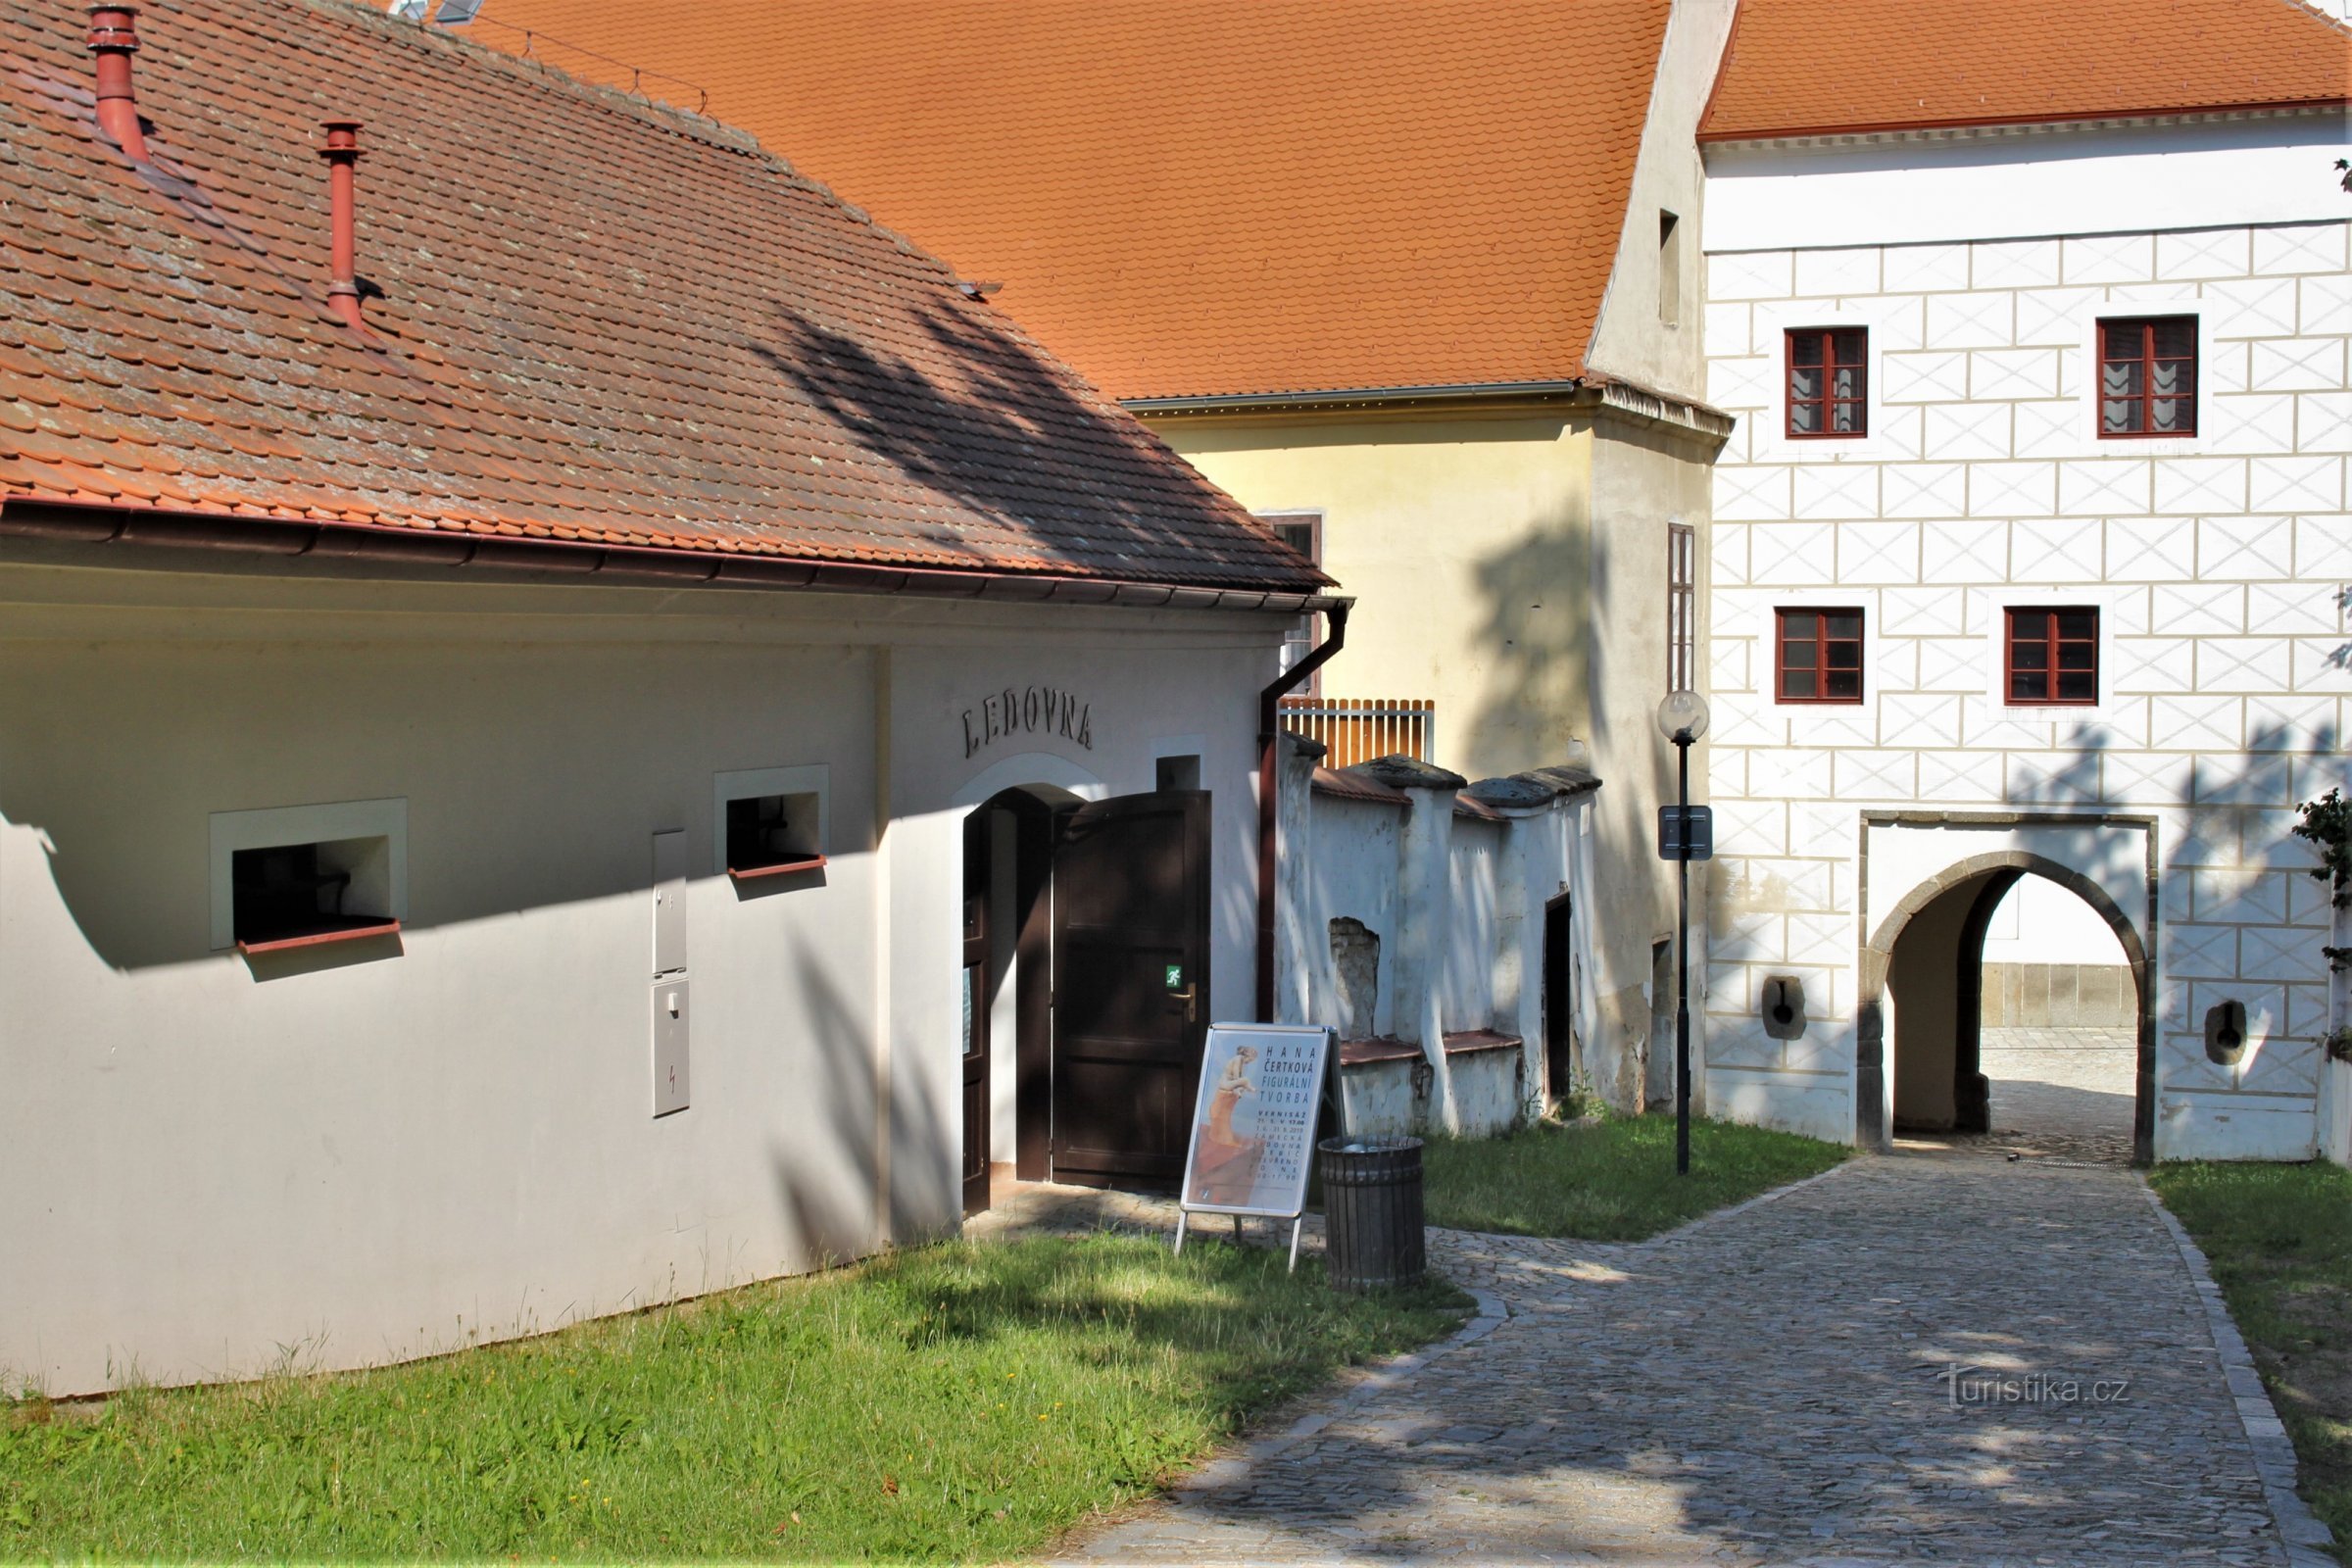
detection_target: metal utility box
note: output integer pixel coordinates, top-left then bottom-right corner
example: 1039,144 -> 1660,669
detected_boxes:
652,829 -> 687,977
653,979 -> 691,1116
1657,804 -> 1714,861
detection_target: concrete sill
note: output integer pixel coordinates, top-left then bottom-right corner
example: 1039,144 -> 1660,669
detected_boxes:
1442,1029 -> 1523,1057
727,856 -> 827,882
235,918 -> 401,956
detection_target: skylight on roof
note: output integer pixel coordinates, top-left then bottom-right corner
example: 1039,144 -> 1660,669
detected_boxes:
434,0 -> 483,24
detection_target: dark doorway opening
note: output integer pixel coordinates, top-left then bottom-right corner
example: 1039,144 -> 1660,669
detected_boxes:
962,789 -> 1056,1214
1542,892 -> 1576,1106
1880,862 -> 2148,1165
962,786 -> 1212,1207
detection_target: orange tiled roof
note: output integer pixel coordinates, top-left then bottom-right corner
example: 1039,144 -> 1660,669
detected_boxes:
469,0 -> 1675,402
0,0 -> 1326,594
1701,0 -> 2352,141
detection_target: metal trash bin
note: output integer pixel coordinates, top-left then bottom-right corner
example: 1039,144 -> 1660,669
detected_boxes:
1317,1136 -> 1425,1291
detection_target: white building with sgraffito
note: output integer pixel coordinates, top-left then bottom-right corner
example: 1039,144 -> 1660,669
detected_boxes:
1693,0 -> 2352,1160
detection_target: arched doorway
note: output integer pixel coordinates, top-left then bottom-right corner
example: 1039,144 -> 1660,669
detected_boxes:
961,786 -> 1063,1214
1859,851 -> 2154,1165
957,773 -> 1214,1213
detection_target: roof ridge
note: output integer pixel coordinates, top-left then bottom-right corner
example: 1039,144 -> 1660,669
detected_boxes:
2271,0 -> 2352,37
312,0 -> 1062,363
310,0 -> 772,153
320,0 -> 1027,338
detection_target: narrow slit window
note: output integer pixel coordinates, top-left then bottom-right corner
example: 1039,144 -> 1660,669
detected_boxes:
1787,327 -> 1867,438
2006,607 -> 2100,706
1658,211 -> 1681,326
1667,522 -> 1696,694
2099,316 -> 2196,437
1775,607 -> 1864,704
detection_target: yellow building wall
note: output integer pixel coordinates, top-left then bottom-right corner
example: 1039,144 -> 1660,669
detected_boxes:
1157,410 -> 1598,780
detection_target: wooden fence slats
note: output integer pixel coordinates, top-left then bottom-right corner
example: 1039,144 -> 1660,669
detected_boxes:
1276,697 -> 1435,770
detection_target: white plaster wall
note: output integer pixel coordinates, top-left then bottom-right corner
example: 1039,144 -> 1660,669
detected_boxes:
1982,873 -> 2133,966
1584,0 -> 1740,401
0,561 -> 1289,1394
1301,797 -> 1403,1039
1701,138 -> 2350,1159
1705,117 -> 2351,256
1443,816 -> 1503,1032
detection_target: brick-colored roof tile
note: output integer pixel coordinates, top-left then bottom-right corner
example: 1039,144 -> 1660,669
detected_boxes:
474,0 -> 1674,401
0,0 -> 1324,593
1702,0 -> 2351,140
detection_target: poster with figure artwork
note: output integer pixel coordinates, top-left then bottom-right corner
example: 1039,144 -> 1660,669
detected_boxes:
1179,1023 -> 1333,1218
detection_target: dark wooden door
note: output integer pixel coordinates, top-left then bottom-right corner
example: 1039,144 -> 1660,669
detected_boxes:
960,809 -> 992,1216
1050,791 -> 1210,1188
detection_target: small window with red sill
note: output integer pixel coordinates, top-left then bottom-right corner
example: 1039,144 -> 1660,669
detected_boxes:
713,766 -> 828,885
2098,317 -> 2196,438
1787,328 -> 1867,438
1776,608 -> 1864,704
2006,607 -> 2099,706
724,790 -> 825,879
231,838 -> 398,954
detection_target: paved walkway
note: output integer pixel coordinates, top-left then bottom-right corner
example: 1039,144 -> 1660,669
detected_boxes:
1023,1149 -> 2328,1566
1967,1025 -> 2140,1165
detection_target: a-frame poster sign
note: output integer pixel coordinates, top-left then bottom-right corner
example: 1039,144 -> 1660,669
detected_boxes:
1174,1022 -> 1334,1271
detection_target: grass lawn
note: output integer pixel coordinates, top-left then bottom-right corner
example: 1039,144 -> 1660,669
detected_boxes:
0,1235 -> 1467,1562
1420,1112 -> 1849,1242
2149,1160 -> 2352,1561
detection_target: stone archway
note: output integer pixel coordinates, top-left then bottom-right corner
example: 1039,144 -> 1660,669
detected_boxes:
1857,849 -> 2153,1165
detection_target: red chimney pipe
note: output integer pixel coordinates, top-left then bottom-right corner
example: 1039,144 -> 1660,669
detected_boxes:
86,5 -> 148,161
318,120 -> 366,331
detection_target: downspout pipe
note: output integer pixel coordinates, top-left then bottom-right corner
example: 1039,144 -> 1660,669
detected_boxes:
1255,600 -> 1348,1020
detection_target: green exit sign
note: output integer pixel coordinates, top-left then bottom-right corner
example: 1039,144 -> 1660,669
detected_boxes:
1164,964 -> 1184,989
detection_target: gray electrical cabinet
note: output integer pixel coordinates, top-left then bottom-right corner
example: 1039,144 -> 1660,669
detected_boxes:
652,979 -> 691,1117
651,830 -> 689,1116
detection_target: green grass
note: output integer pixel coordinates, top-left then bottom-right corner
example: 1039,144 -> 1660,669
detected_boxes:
0,1235 -> 1467,1562
2149,1160 -> 2352,1562
1420,1112 -> 1849,1242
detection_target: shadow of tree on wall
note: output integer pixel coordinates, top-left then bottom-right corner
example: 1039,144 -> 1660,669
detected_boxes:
744,297 -> 1309,587
1887,709 -> 2346,1116
1459,517 -> 1600,777
767,947 -> 891,1269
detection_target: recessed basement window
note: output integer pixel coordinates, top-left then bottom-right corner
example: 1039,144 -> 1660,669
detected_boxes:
230,836 -> 399,954
210,798 -> 408,957
724,791 -> 825,879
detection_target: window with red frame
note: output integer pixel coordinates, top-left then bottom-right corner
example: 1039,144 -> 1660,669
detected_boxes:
1775,608 -> 1863,703
1787,328 -> 1866,438
2006,607 -> 2099,705
2098,317 -> 2196,437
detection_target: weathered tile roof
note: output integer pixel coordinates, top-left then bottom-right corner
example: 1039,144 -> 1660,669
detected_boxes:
1701,0 -> 2351,141
0,0 -> 1329,595
470,0 -> 1675,402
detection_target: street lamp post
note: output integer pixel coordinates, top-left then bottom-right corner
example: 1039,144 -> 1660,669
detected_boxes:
1655,690 -> 1711,1177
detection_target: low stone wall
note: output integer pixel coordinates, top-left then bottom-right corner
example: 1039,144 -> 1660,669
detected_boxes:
1981,963 -> 2135,1028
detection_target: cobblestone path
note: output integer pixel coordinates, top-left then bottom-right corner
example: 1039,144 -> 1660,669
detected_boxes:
1050,1149 -> 2329,1566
